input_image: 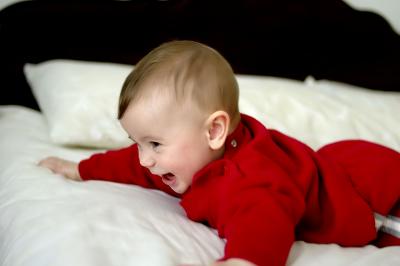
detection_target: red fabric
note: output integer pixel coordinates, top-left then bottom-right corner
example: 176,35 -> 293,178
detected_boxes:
79,114 -> 400,266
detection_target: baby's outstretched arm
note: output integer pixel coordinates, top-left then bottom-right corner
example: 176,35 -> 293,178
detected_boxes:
38,156 -> 81,181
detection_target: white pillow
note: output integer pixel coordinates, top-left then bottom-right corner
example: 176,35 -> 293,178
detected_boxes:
24,59 -> 400,151
24,60 -> 133,148
237,75 -> 400,150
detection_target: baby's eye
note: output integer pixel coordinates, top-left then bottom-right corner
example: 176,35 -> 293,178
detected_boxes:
150,141 -> 161,149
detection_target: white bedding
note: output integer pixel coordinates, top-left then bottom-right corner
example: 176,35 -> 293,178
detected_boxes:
1,106 -> 400,266
1,63 -> 400,265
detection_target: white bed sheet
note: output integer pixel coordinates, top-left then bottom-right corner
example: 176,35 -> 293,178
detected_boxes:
1,104 -> 400,266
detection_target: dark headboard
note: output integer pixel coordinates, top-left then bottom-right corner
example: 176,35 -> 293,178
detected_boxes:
1,0 -> 400,110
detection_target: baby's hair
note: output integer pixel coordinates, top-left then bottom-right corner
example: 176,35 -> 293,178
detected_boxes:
118,40 -> 240,125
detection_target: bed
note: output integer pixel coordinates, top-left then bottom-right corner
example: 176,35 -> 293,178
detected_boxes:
1,1 -> 400,266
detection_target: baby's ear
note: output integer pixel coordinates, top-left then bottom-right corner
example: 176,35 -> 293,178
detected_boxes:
206,111 -> 230,150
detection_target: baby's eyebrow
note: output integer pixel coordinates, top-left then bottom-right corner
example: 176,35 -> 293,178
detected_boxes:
129,134 -> 161,144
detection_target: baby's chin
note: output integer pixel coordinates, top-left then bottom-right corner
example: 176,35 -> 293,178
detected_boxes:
170,184 -> 189,194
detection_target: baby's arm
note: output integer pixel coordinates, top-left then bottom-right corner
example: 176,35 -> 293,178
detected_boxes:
39,145 -> 178,196
38,156 -> 81,181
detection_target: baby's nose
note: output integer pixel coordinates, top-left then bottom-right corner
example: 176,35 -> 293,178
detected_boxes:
139,151 -> 156,168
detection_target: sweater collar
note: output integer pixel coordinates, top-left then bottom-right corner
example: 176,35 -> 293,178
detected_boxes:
224,114 -> 253,158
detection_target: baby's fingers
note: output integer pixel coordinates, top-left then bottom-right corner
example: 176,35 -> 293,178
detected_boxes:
38,156 -> 58,169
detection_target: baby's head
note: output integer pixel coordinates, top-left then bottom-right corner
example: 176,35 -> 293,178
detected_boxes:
119,40 -> 240,126
118,40 -> 240,194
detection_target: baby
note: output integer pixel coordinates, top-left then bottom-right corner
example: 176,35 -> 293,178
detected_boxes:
39,40 -> 400,266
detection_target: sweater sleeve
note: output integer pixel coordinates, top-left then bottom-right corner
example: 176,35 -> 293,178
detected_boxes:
220,159 -> 306,266
78,144 -> 179,197
219,129 -> 314,265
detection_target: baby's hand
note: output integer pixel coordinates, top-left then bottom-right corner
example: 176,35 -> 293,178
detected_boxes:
210,259 -> 257,266
38,156 -> 81,181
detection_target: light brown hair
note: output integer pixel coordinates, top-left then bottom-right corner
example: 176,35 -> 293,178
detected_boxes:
118,40 -> 240,125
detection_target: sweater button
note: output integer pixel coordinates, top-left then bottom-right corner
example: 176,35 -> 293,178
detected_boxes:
231,139 -> 238,148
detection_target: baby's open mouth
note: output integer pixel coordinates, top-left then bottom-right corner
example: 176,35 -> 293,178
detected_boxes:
161,173 -> 176,186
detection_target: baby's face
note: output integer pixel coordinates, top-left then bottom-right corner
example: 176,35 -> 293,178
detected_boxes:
120,90 -> 216,194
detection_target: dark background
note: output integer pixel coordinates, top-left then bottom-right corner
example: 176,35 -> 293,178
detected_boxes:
1,0 -> 400,110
